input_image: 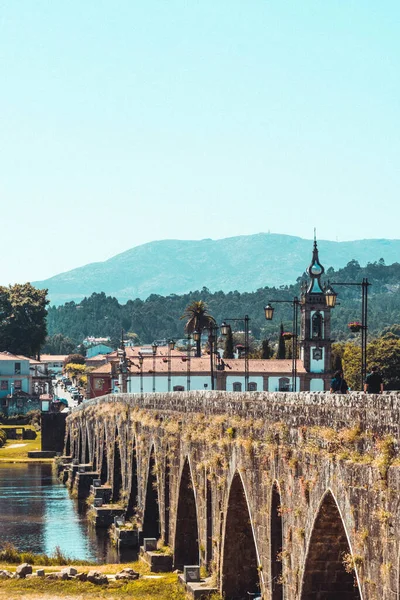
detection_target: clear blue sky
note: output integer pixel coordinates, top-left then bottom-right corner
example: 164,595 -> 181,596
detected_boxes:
1,1 -> 399,284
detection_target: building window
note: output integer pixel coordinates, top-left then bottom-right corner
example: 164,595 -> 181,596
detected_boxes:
14,363 -> 21,375
278,377 -> 291,392
16,398 -> 23,408
0,381 -> 7,391
312,312 -> 323,339
233,382 -> 242,392
248,382 -> 257,391
14,380 -> 22,390
173,385 -> 185,392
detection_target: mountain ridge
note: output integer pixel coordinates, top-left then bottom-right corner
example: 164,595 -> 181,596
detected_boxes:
33,233 -> 400,305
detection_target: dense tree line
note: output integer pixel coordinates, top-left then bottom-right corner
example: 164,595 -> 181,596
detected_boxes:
45,259 -> 400,349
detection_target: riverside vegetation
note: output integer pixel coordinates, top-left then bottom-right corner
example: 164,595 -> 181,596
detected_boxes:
0,545 -> 224,599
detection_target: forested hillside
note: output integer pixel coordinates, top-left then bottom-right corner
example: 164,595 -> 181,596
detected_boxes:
46,259 -> 400,347
34,234 -> 400,305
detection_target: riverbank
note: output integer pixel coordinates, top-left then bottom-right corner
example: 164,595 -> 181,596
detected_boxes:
0,428 -> 52,463
0,561 -> 191,599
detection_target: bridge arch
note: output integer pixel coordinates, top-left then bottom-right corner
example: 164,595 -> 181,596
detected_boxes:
64,429 -> 71,457
142,444 -> 160,539
271,481 -> 283,600
221,470 -> 262,600
164,446 -> 171,545
174,456 -> 200,571
300,489 -> 363,600
112,427 -> 123,502
100,429 -> 108,484
126,435 -> 138,518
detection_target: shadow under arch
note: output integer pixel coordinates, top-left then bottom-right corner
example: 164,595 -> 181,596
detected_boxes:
126,436 -> 138,518
174,457 -> 199,571
112,427 -> 123,502
84,427 -> 90,464
100,431 -> 108,484
64,430 -> 71,457
271,481 -> 283,600
221,471 -> 260,600
142,445 -> 160,539
79,427 -> 84,463
300,489 -> 362,600
164,448 -> 171,545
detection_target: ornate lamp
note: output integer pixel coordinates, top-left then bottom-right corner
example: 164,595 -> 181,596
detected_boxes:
220,321 -> 230,336
264,304 -> 274,321
192,330 -> 201,342
325,284 -> 337,308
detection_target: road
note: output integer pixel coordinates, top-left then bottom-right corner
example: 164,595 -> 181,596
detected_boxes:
53,381 -> 80,410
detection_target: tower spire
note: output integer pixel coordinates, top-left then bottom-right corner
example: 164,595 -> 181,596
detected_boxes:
306,233 -> 324,294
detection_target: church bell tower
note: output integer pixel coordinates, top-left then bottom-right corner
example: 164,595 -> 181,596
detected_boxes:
299,239 -> 333,391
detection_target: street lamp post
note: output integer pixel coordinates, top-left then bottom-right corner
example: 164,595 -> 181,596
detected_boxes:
264,299 -> 300,392
167,340 -> 175,392
117,330 -> 130,393
325,278 -> 370,388
138,353 -> 144,395
152,342 -> 158,393
186,335 -> 192,391
220,316 -> 250,391
207,324 -> 219,391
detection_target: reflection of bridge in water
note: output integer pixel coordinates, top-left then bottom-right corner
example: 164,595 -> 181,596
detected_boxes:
63,390 -> 400,599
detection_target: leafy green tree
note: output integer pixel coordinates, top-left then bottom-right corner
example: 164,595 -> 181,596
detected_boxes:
223,326 -> 234,359
276,323 -> 286,359
331,342 -> 344,372
64,353 -> 85,366
261,339 -> 273,359
0,283 -> 48,358
181,300 -> 216,357
42,333 -> 76,355
342,343 -> 361,390
366,334 -> 400,390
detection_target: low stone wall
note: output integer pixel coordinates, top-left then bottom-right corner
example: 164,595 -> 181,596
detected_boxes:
73,390 -> 400,437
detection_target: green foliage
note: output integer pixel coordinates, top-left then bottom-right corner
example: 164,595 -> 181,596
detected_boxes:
341,334 -> 400,391
261,339 -> 273,359
65,363 -> 86,379
46,260 -> 400,350
223,326 -> 234,359
276,323 -> 286,359
42,333 -> 76,355
64,354 -> 85,366
0,283 -> 48,358
181,300 -> 216,357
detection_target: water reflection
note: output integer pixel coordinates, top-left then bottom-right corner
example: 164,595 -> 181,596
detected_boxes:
0,463 -> 137,563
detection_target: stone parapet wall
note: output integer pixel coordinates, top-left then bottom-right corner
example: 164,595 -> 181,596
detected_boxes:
73,390 -> 400,437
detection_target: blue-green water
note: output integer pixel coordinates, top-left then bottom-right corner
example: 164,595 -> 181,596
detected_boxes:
0,463 -> 133,563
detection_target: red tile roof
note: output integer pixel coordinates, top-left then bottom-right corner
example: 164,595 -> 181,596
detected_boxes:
92,356 -> 305,376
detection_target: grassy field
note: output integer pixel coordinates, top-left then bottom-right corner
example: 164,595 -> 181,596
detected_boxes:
0,427 -> 51,463
0,560 -> 188,599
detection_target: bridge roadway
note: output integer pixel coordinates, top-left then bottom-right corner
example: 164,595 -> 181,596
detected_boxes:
64,390 -> 400,600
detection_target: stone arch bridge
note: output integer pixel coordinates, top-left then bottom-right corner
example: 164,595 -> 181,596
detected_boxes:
64,391 -> 400,600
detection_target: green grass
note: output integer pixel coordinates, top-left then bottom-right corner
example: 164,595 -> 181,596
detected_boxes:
0,574 -> 185,599
0,559 -> 186,599
0,429 -> 51,462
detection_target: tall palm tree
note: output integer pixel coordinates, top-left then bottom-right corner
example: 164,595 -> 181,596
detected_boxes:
181,300 -> 216,357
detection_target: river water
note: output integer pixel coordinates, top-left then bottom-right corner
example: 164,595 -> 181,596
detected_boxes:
0,463 -> 135,563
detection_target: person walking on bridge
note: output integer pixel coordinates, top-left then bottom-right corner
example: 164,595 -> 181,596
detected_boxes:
330,370 -> 349,394
364,366 -> 384,394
